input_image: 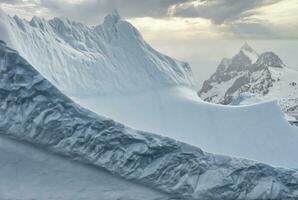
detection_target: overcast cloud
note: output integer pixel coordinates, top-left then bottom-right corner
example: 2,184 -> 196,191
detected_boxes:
169,0 -> 281,24
1,0 -> 297,39
0,0 -> 285,23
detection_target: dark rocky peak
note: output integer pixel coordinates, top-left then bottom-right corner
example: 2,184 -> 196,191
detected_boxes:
240,42 -> 255,53
227,50 -> 252,72
239,42 -> 259,63
256,52 -> 285,68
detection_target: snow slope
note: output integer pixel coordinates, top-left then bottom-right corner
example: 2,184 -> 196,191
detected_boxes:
0,135 -> 167,200
199,43 -> 298,118
0,9 -> 192,96
71,86 -> 298,168
1,11 -> 298,168
2,40 -> 298,200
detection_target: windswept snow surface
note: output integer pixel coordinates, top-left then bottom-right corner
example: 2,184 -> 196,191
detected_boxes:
2,40 -> 298,200
0,11 -> 298,168
72,86 -> 298,168
0,135 -> 167,200
0,9 -> 192,96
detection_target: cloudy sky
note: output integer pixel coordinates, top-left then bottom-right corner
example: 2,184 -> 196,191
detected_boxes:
1,0 -> 298,87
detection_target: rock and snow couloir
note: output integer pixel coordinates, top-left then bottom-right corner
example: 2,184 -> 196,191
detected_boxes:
199,43 -> 298,119
2,39 -> 298,200
0,11 -> 298,168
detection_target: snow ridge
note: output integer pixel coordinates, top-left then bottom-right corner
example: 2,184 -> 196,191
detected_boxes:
0,10 -> 193,96
1,40 -> 298,199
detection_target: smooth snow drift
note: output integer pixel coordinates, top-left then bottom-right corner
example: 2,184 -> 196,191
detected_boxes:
71,86 -> 298,168
1,40 -> 298,199
0,11 -> 298,168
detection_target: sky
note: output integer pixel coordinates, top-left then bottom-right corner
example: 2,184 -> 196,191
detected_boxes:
1,0 -> 298,88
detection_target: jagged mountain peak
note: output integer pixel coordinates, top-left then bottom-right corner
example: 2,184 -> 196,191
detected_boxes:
199,44 -> 298,118
29,16 -> 48,29
97,10 -> 138,42
30,16 -> 43,23
240,42 -> 253,52
239,42 -> 259,63
256,52 -> 285,68
48,16 -> 85,29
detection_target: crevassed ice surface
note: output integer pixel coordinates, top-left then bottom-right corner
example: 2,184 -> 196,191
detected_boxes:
1,10 -> 298,168
1,40 -> 298,200
0,10 -> 193,96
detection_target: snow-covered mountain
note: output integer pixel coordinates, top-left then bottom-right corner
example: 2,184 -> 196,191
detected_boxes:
0,9 -> 193,96
198,43 -> 298,119
2,39 -> 298,200
1,11 -> 298,168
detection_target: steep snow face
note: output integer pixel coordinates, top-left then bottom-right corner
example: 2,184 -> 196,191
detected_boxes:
199,43 -> 298,117
0,11 -> 193,96
2,41 -> 298,200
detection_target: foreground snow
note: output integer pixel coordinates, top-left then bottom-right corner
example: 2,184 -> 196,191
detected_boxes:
1,41 -> 298,200
0,135 -> 167,200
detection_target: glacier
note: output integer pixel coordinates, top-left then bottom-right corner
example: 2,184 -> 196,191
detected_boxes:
0,10 -> 298,168
1,39 -> 298,200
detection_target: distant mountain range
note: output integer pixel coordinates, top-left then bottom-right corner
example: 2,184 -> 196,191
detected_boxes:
198,43 -> 298,120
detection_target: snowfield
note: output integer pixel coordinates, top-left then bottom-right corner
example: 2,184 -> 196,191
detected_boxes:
71,86 -> 298,168
0,10 -> 298,169
1,40 -> 298,199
